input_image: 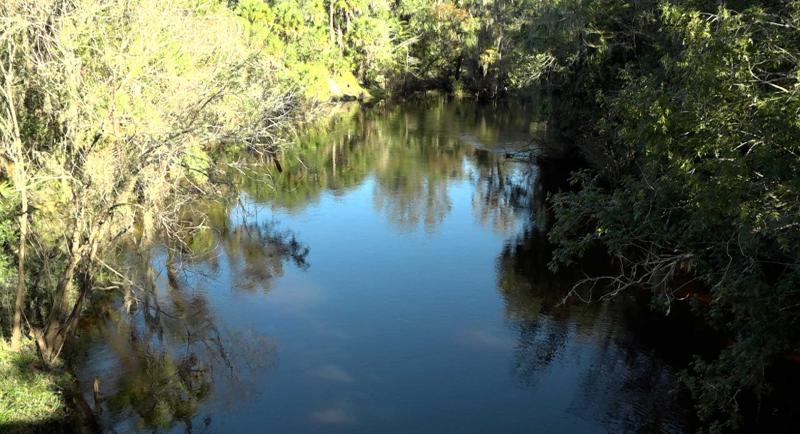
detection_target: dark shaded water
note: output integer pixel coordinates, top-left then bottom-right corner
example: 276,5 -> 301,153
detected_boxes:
73,99 -> 695,433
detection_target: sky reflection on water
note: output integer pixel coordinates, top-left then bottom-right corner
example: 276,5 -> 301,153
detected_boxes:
74,98 -> 693,433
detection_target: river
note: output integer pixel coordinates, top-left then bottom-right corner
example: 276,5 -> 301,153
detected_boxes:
71,98 -> 695,433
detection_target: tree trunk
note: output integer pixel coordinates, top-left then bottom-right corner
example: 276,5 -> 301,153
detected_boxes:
35,250 -> 82,367
3,51 -> 28,352
37,273 -> 91,367
329,1 -> 335,44
36,218 -> 109,367
332,141 -> 337,176
10,169 -> 27,351
37,280 -> 90,367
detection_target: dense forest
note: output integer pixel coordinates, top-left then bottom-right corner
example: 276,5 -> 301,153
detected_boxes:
1,0 -> 799,432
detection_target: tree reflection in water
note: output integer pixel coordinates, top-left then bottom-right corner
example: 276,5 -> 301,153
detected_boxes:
232,99 -> 537,232
371,126 -> 466,232
470,151 -> 538,235
491,156 -> 695,433
221,220 -> 309,293
70,98 -> 700,433
74,220 -> 308,432
233,97 -> 696,432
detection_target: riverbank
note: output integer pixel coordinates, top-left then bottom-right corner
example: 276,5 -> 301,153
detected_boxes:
0,340 -> 71,432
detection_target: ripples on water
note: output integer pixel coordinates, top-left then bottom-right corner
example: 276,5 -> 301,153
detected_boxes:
73,98 -> 695,433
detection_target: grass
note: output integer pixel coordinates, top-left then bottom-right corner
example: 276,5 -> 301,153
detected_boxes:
0,338 -> 69,429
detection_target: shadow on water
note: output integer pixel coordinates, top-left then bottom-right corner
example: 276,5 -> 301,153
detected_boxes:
488,139 -> 700,433
496,226 -> 698,433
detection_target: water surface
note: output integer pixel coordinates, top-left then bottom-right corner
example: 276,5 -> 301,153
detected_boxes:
74,98 -> 692,433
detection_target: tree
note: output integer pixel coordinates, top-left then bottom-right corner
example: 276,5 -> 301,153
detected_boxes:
0,0 -> 301,366
0,36 -> 30,352
546,1 -> 800,429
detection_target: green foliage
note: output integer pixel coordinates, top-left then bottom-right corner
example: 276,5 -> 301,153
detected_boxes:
232,0 -> 411,98
229,0 -> 572,98
393,0 -> 607,97
0,0 -> 306,367
546,0 -> 800,430
1,0 -> 796,430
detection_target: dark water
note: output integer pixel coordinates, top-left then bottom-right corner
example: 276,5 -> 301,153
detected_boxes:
73,99 -> 694,433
